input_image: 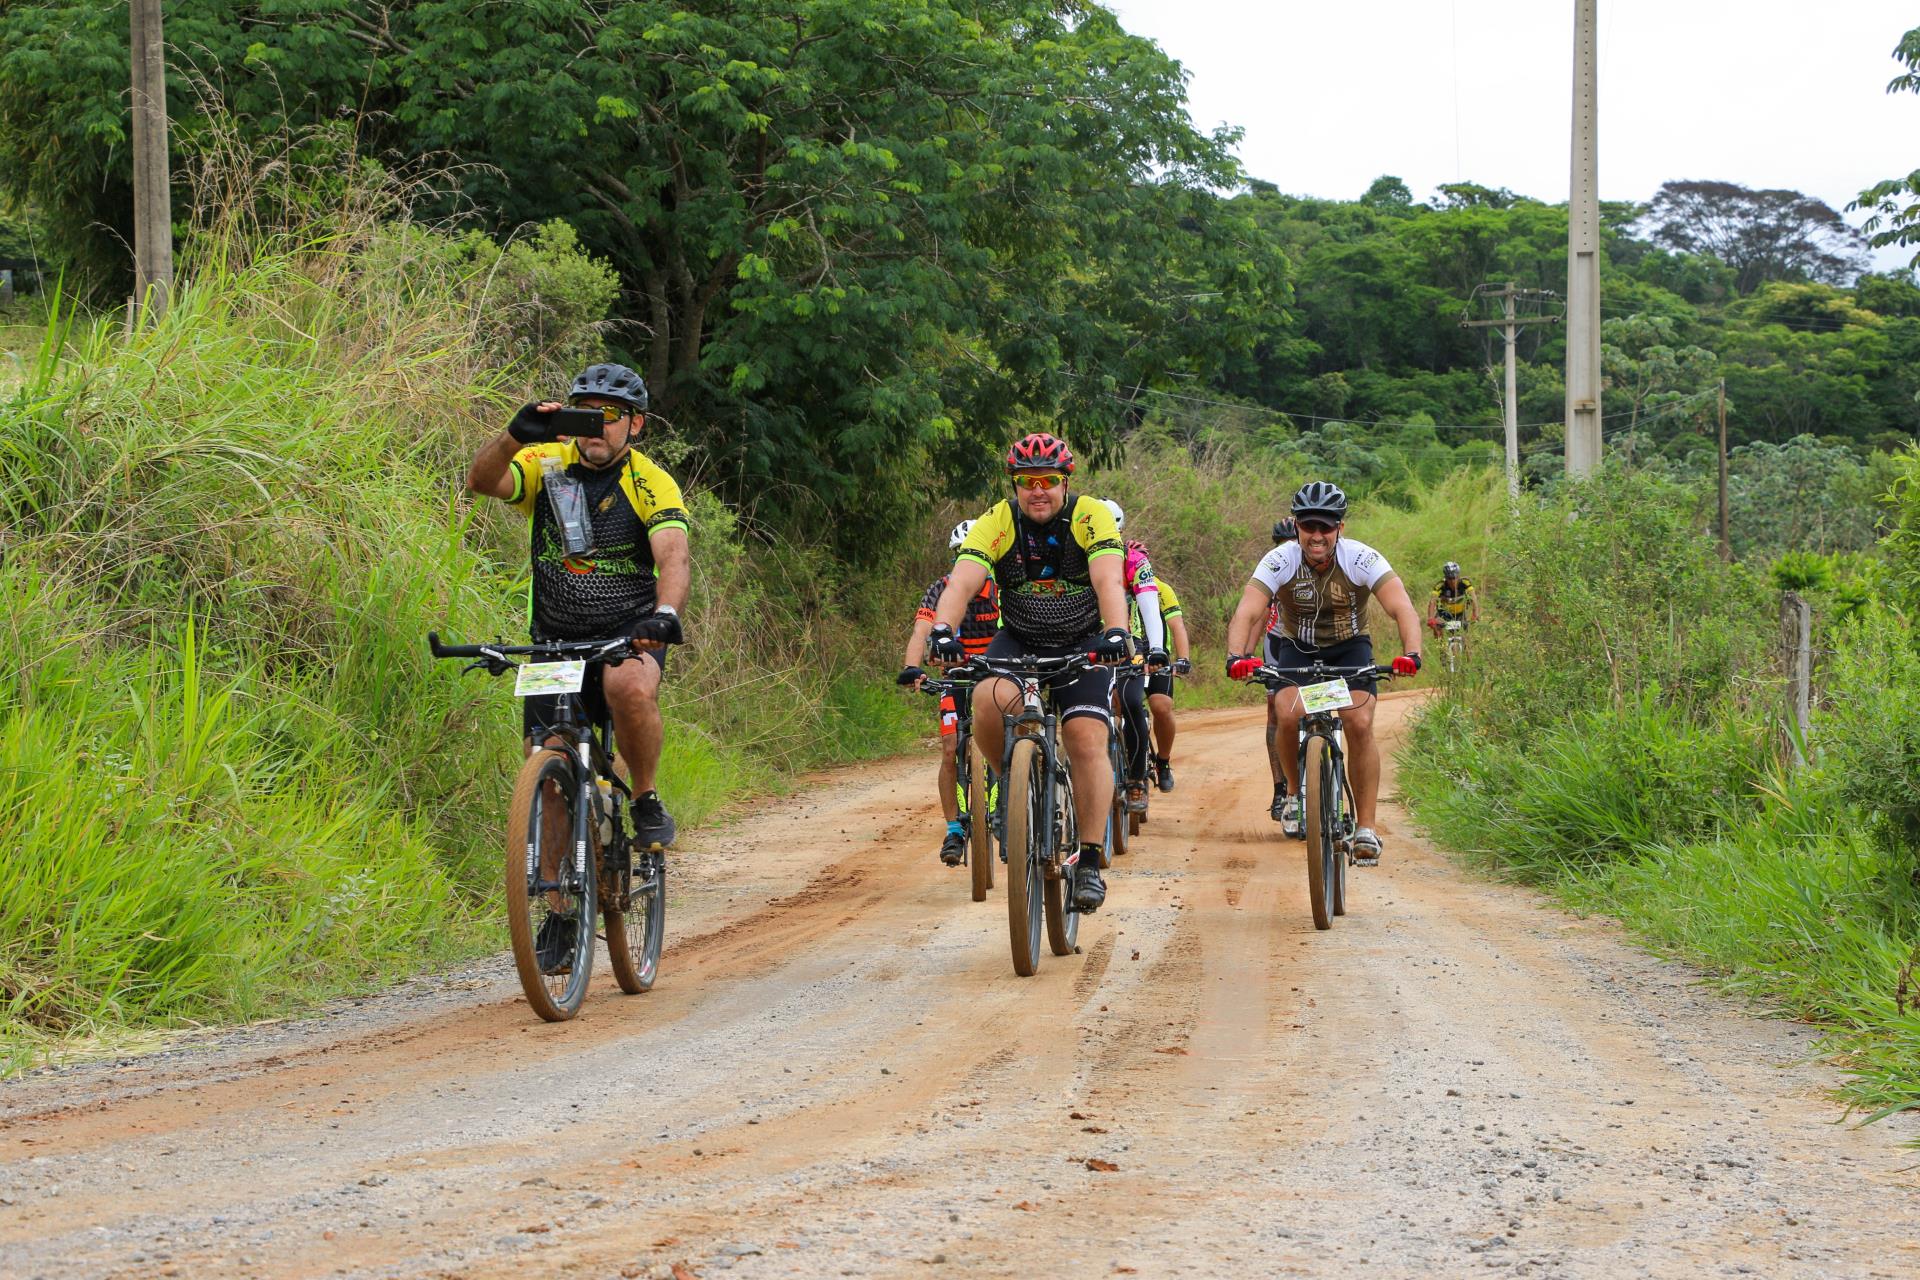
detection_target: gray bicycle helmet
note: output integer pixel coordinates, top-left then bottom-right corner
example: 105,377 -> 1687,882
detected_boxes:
1443,561 -> 1461,578
1272,517 -> 1297,543
1290,480 -> 1348,522
569,362 -> 649,412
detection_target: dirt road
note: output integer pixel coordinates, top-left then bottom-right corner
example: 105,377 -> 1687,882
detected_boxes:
4,697 -> 1917,1279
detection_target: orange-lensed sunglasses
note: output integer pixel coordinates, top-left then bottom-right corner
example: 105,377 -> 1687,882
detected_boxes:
1011,472 -> 1066,491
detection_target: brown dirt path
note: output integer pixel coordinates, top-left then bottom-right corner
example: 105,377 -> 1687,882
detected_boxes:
3,697 -> 1917,1279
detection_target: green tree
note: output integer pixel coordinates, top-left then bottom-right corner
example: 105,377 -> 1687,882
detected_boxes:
1853,23 -> 1920,267
1599,313 -> 1717,459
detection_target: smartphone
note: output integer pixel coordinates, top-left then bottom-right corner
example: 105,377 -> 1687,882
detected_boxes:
549,406 -> 606,439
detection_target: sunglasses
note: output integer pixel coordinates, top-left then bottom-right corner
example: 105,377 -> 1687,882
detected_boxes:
1011,473 -> 1067,491
569,402 -> 630,424
1296,519 -> 1338,534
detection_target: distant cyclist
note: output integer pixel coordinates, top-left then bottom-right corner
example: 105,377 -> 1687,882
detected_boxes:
1105,501 -> 1167,815
1427,561 -> 1479,634
1224,482 -> 1423,865
1143,572 -> 1192,791
928,434 -> 1132,914
899,521 -> 1001,866
466,364 -> 689,962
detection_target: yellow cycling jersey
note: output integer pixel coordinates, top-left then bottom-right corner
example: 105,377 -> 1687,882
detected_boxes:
1432,577 -> 1474,618
957,493 -> 1122,647
1158,578 -> 1183,619
508,441 -> 688,531
1131,574 -> 1182,642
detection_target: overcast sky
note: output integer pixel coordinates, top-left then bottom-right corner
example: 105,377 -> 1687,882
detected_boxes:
1105,0 -> 1920,271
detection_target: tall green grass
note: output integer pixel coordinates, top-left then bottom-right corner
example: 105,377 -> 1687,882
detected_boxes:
1399,469 -> 1920,1123
0,171 -> 919,1067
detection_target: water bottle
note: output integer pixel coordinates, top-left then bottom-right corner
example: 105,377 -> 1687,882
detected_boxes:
595,778 -> 616,849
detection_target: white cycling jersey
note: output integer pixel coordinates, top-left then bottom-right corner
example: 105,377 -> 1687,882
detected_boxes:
1253,538 -> 1396,646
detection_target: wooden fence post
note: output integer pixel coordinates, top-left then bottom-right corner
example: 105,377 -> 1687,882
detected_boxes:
1781,591 -> 1811,767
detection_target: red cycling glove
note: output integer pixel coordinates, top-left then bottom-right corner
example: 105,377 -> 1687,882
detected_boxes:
1392,653 -> 1422,676
1228,657 -> 1264,681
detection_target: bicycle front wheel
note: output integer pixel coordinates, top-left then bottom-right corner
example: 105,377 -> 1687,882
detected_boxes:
966,739 -> 994,902
1003,737 -> 1047,976
1044,770 -> 1079,957
1301,736 -> 1337,931
506,749 -> 597,1020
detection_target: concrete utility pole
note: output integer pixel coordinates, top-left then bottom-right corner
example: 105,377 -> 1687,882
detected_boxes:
1565,0 -> 1602,476
1462,283 -> 1562,497
129,0 -> 173,322
1717,378 -> 1732,560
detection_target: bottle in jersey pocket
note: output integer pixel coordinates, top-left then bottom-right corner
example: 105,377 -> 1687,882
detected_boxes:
540,457 -> 595,556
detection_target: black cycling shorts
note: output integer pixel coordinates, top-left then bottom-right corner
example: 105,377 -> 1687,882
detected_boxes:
1146,669 -> 1175,700
982,630 -> 1113,726
1263,633 -> 1376,697
522,645 -> 669,740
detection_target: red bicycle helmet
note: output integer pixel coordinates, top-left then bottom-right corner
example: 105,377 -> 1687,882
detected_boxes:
1005,432 -> 1075,474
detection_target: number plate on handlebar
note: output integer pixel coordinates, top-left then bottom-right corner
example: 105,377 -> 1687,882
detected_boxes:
515,661 -> 586,697
1298,678 -> 1354,713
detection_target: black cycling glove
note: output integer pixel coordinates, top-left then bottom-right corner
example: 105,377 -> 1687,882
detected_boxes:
630,608 -> 684,647
896,665 -> 927,687
1145,647 -> 1170,671
1091,627 -> 1132,665
1172,657 -> 1191,676
927,625 -> 966,664
508,402 -> 562,445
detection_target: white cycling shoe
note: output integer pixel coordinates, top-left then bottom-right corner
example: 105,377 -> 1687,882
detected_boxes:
1350,828 -> 1382,866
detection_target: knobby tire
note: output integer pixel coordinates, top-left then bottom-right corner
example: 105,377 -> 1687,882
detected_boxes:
1044,769 -> 1079,957
967,739 -> 994,902
506,749 -> 597,1020
1302,737 -> 1336,931
1004,737 -> 1046,976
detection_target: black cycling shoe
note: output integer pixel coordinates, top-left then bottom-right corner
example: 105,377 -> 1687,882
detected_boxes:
535,912 -> 578,975
1269,789 -> 1288,822
633,789 -> 677,849
938,827 -> 967,867
1071,844 -> 1107,913
1154,756 -> 1174,793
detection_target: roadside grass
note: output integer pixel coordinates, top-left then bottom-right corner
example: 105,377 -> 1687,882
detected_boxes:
0,200 -> 918,1070
1399,469 -> 1920,1124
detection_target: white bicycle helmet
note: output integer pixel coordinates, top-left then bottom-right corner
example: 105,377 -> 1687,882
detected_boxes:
948,519 -> 975,550
1104,499 -> 1125,531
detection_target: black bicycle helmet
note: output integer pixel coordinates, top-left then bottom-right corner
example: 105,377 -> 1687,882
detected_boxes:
569,362 -> 649,412
1272,517 -> 1297,544
1443,561 -> 1461,578
1290,480 -> 1348,522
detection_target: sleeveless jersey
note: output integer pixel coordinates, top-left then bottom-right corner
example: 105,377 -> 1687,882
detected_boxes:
917,576 -> 1000,656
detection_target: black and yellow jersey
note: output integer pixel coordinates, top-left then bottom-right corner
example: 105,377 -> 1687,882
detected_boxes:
507,442 -> 688,639
1432,577 -> 1474,619
956,494 -> 1122,647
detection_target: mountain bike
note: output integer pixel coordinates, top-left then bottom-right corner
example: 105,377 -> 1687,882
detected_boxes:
919,669 -> 994,902
1440,619 -> 1467,673
1111,663 -> 1151,838
1245,660 -> 1396,932
950,653 -> 1115,976
429,632 -> 667,1021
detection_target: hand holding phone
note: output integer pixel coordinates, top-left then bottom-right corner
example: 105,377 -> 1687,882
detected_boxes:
549,406 -> 606,439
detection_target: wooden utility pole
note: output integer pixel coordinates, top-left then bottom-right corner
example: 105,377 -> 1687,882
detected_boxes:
129,0 -> 173,322
1462,282 -> 1562,497
1717,378 -> 1731,560
1565,0 -> 1603,476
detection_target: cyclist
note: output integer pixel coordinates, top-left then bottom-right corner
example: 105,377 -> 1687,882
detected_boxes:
1427,561 -> 1479,634
899,520 -> 1001,866
928,433 -> 1132,914
466,362 -> 688,882
1105,501 -> 1167,815
1223,481 -> 1422,865
1143,572 -> 1192,791
1263,516 -> 1296,802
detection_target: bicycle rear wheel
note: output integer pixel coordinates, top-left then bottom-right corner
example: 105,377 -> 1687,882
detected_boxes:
1330,757 -> 1350,918
1301,736 -> 1337,931
966,740 -> 994,902
1003,737 -> 1047,976
606,846 -> 666,994
1044,771 -> 1079,957
1106,738 -> 1127,864
506,749 -> 597,1020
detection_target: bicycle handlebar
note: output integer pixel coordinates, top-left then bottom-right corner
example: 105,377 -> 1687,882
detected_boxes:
1241,661 -> 1396,691
427,631 -> 633,669
942,653 -> 1111,682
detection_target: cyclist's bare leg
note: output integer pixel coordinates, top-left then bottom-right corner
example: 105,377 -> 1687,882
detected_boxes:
937,733 -> 960,823
602,651 -> 665,793
969,676 -> 1022,776
1338,692 -> 1380,829
1148,691 -> 1175,759
1062,713 -> 1113,837
1272,687 -> 1305,794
